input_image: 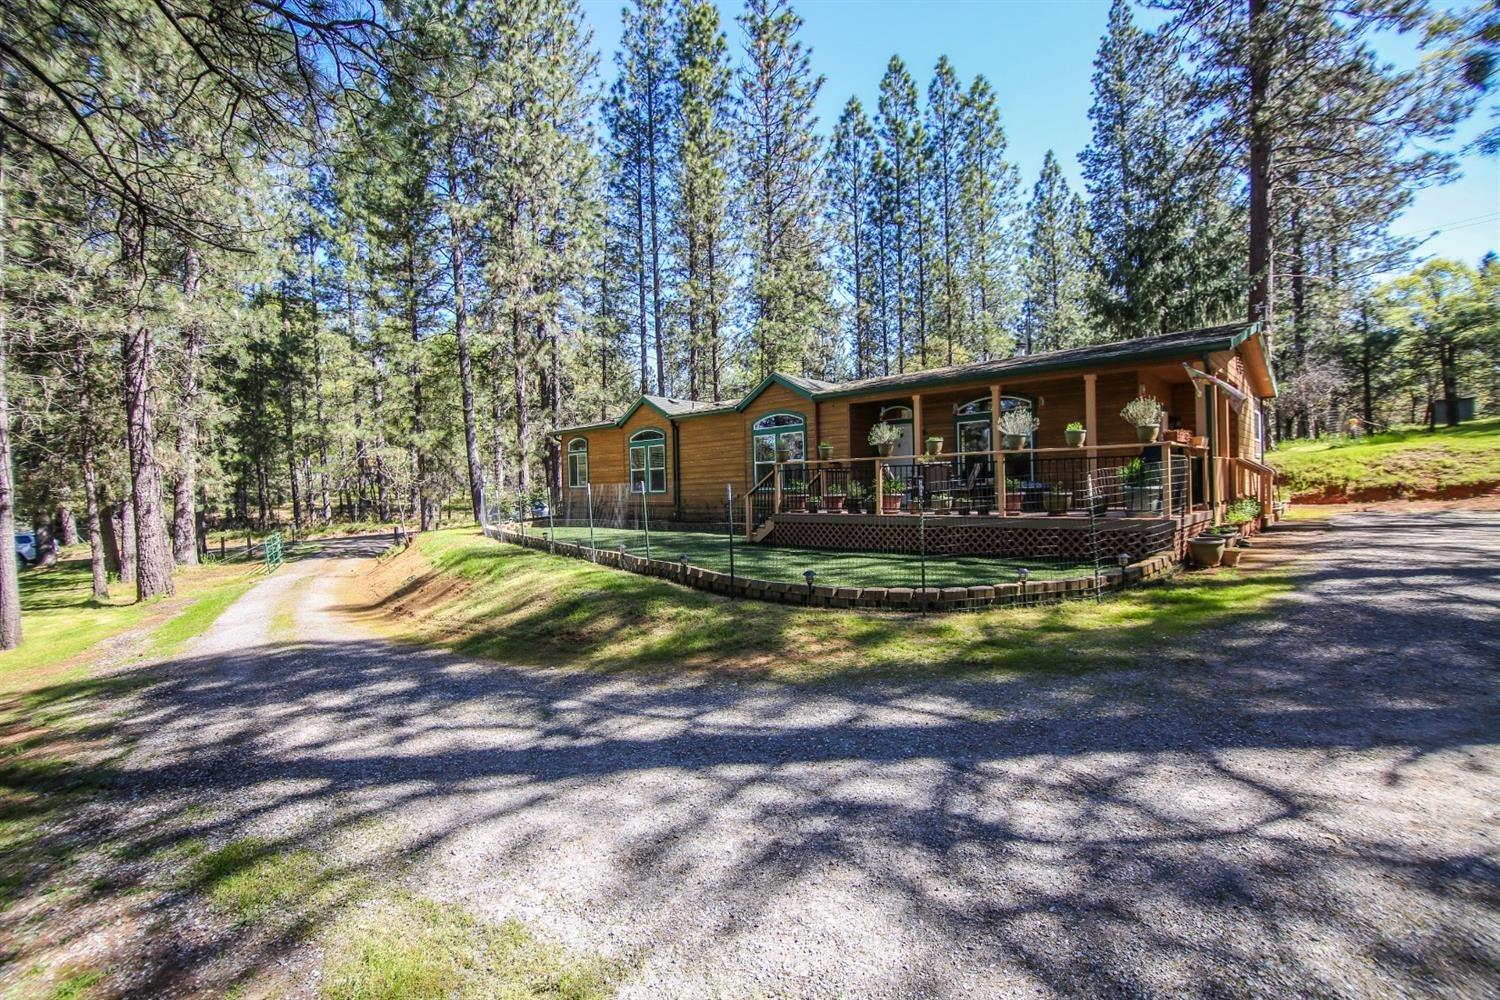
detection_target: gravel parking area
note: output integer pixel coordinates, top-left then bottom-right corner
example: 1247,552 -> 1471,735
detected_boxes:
66,516 -> 1500,995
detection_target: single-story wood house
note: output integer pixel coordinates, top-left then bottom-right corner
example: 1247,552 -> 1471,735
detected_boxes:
554,322 -> 1278,535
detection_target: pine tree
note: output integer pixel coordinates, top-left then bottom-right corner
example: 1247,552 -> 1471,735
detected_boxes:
827,98 -> 878,379
956,75 -> 1020,361
737,0 -> 830,379
926,57 -> 965,365
1021,152 -> 1091,354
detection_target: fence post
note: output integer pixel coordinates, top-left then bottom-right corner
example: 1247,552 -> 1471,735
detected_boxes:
874,458 -> 883,516
1088,473 -> 1103,601
641,486 -> 651,560
548,487 -> 556,554
586,483 -> 595,558
1163,445 -> 1175,515
726,483 -> 736,590
919,506 -> 928,616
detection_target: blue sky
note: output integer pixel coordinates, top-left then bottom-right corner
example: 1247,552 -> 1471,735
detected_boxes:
576,0 -> 1499,272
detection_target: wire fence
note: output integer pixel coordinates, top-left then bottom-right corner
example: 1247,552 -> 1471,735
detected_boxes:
485,455 -> 1189,610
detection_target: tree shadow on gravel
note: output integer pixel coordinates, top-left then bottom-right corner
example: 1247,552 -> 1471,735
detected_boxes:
4,513 -> 1498,997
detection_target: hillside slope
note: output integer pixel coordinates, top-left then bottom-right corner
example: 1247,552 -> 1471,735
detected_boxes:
1268,417 -> 1500,501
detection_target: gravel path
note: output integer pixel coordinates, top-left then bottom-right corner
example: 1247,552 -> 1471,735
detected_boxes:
111,515 -> 1500,997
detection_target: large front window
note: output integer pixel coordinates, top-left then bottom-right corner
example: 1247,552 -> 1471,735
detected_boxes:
567,439 -> 589,488
752,412 -> 805,484
628,429 -> 666,494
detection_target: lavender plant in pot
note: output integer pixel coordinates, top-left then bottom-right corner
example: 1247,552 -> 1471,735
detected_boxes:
868,421 -> 902,457
998,409 -> 1039,451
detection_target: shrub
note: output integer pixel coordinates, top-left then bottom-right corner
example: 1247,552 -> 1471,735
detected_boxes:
1066,421 -> 1084,431
998,409 -> 1040,436
868,422 -> 903,447
1120,395 -> 1163,427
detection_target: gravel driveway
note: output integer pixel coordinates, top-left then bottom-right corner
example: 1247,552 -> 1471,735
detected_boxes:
100,515 -> 1500,997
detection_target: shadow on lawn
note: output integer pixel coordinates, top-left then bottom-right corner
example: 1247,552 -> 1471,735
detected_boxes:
4,512 -> 1498,996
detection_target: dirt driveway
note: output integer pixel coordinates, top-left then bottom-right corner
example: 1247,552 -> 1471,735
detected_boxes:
42,516 -> 1500,996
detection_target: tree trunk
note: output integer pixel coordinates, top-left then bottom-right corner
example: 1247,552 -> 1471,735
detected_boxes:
173,247 -> 205,565
512,306 -> 530,492
0,128 -> 19,646
1246,0 -> 1274,341
121,250 -> 174,599
490,345 -> 505,499
448,181 -> 484,522
100,501 -> 122,581
82,464 -> 107,599
57,506 -> 79,546
118,497 -> 138,586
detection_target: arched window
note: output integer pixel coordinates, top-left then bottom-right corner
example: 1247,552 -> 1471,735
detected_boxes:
874,405 -> 915,458
628,429 -> 667,494
751,412 -> 805,483
878,405 -> 913,422
566,438 -> 589,488
956,394 -> 1034,478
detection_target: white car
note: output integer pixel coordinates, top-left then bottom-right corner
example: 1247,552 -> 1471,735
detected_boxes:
14,533 -> 37,566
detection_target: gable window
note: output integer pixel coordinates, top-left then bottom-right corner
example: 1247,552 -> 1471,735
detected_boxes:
751,412 -> 805,484
567,438 -> 589,488
628,429 -> 667,494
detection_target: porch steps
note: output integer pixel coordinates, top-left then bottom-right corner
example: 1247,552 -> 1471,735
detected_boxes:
750,521 -> 775,544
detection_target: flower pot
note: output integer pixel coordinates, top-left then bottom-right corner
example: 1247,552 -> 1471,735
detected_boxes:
784,494 -> 807,512
1065,429 -> 1087,447
864,498 -> 878,514
924,437 -> 943,457
776,448 -> 793,463
806,500 -> 821,513
818,443 -> 834,460
1005,493 -> 1023,515
1045,490 -> 1072,514
1220,546 -> 1244,567
881,494 -> 902,513
1124,484 -> 1162,514
929,498 -> 952,512
1001,433 -> 1026,451
1188,534 -> 1226,568
825,495 -> 845,512
1135,424 -> 1160,443
876,442 -> 895,457
1191,435 -> 1208,450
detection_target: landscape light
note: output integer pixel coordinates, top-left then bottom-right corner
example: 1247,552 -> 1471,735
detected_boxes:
1118,552 -> 1131,568
804,569 -> 817,585
1017,567 -> 1031,584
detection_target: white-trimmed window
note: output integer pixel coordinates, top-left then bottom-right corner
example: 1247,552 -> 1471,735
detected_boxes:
629,429 -> 667,494
567,438 -> 589,488
751,412 -> 805,483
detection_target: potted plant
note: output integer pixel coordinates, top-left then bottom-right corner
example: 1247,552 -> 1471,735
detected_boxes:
776,441 -> 794,463
879,471 -> 903,513
868,421 -> 902,457
1065,421 -> 1086,447
784,480 -> 808,512
818,440 -> 834,460
1121,458 -> 1162,514
1218,526 -> 1245,567
1188,531 -> 1227,567
1120,394 -> 1163,443
924,435 -> 944,458
1004,477 -> 1023,515
998,409 -> 1039,451
806,492 -> 822,513
1045,485 -> 1072,514
846,480 -> 868,513
825,485 -> 846,512
928,491 -> 952,511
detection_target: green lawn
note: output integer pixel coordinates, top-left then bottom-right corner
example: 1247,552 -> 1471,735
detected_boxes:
1267,416 -> 1500,499
535,524 -> 1093,589
352,528 -> 1296,683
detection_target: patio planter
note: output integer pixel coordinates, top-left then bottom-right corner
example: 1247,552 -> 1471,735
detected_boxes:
1065,428 -> 1087,447
1001,433 -> 1027,451
924,436 -> 944,457
784,494 -> 808,512
1134,424 -> 1160,443
1124,485 -> 1162,514
876,442 -> 896,457
777,446 -> 793,463
1188,534 -> 1226,568
1004,493 -> 1023,515
881,494 -> 903,513
818,443 -> 834,460
864,498 -> 879,514
929,497 -> 952,512
825,495 -> 846,512
1045,490 -> 1072,514
1220,546 -> 1244,567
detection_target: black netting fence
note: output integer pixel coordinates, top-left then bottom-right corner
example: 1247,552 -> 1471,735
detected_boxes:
483,452 -> 1193,611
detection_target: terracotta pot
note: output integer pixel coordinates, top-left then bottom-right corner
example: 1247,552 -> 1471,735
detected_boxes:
1065,429 -> 1087,447
881,494 -> 902,513
1191,435 -> 1208,449
1135,424 -> 1160,443
825,495 -> 845,512
1220,546 -> 1244,567
1005,494 -> 1023,515
785,494 -> 807,512
1188,534 -> 1226,568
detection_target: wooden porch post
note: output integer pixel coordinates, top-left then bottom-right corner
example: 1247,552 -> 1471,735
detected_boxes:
773,462 -> 782,514
912,393 -> 923,453
990,384 -> 1003,513
1083,374 -> 1097,457
874,458 -> 884,515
